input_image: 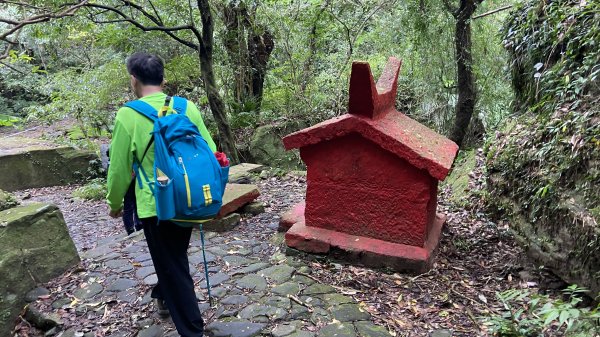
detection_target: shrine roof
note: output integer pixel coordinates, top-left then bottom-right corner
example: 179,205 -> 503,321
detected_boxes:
283,57 -> 458,181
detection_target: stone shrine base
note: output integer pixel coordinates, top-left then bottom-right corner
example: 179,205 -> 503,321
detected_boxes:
283,203 -> 446,273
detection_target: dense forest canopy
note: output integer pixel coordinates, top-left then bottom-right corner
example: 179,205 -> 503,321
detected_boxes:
0,0 -> 514,156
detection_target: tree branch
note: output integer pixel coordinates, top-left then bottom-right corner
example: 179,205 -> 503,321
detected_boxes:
146,0 -> 165,26
0,1 -> 49,11
120,0 -> 163,26
0,1 -> 89,41
473,4 -> 512,19
84,2 -> 200,50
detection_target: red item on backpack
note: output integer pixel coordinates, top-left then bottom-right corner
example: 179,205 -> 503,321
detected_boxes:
214,152 -> 229,167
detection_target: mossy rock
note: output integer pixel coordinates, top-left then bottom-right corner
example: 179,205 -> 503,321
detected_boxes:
442,150 -> 476,206
486,1 -> 600,295
249,123 -> 306,170
487,116 -> 600,295
0,137 -> 97,191
0,190 -> 18,211
0,203 -> 79,336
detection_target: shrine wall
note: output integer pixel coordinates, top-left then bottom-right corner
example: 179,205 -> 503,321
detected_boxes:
300,133 -> 435,247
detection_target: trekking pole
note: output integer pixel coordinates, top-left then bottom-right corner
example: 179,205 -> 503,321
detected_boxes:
199,223 -> 213,306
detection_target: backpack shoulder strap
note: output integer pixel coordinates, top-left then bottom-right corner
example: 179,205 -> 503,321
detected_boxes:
124,100 -> 159,121
124,99 -> 159,190
172,96 -> 188,115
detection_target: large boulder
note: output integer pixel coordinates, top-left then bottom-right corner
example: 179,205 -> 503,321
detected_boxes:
0,203 -> 79,336
249,123 -> 305,170
0,137 -> 97,191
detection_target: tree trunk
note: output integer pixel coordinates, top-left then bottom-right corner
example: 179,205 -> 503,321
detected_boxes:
198,0 -> 240,163
301,1 -> 329,94
449,0 -> 479,148
222,2 -> 273,113
248,28 -> 274,110
223,3 -> 252,108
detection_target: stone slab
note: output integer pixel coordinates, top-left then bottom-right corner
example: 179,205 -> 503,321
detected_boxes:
203,213 -> 242,232
217,184 -> 260,218
0,137 -> 97,191
285,214 -> 446,273
354,321 -> 393,337
330,304 -> 370,322
205,321 -> 265,337
0,137 -> 56,155
317,323 -> 356,337
279,202 -> 305,232
228,163 -> 264,183
242,202 -> 266,216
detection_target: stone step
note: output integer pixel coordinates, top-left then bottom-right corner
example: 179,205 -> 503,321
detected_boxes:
217,184 -> 260,218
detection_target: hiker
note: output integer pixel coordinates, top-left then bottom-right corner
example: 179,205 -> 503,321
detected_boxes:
103,144 -> 143,235
106,52 -> 217,337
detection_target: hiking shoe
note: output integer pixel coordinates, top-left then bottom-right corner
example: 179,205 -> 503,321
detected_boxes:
154,298 -> 170,317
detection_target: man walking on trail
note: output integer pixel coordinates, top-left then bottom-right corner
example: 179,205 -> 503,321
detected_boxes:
106,52 -> 216,337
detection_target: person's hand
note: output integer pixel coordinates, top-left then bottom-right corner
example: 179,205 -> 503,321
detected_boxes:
109,207 -> 123,218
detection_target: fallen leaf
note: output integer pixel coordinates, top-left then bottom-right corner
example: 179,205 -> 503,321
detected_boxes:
478,294 -> 487,304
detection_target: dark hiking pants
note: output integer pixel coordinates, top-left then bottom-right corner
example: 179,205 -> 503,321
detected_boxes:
122,180 -> 142,233
141,217 -> 204,337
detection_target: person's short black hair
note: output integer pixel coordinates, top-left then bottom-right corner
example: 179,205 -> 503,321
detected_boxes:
126,52 -> 164,86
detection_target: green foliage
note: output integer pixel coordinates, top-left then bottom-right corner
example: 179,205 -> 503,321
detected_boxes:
1,0 -> 518,156
0,114 -> 21,127
72,178 -> 107,201
0,189 -> 19,211
503,0 -> 600,114
0,60 -> 47,118
488,0 -> 600,231
25,57 -> 129,133
483,285 -> 600,337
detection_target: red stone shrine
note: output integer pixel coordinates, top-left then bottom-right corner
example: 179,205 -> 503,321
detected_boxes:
281,57 -> 459,272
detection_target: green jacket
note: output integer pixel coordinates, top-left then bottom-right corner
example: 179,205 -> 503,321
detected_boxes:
106,92 -> 217,218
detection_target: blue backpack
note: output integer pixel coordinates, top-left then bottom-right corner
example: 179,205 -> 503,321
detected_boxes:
125,96 -> 229,225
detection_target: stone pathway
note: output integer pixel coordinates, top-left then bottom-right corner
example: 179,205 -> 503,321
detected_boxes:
24,175 -> 391,337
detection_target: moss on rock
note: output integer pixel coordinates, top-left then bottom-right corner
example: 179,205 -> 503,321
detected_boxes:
487,0 -> 600,295
0,190 -> 18,211
0,137 -> 97,191
443,150 -> 476,207
249,123 -> 305,170
0,203 -> 79,336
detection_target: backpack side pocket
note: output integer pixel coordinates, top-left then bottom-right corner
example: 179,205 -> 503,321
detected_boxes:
155,178 -> 176,220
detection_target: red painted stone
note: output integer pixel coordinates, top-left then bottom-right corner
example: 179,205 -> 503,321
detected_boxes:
285,213 -> 446,273
279,201 -> 305,232
282,57 -> 459,272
